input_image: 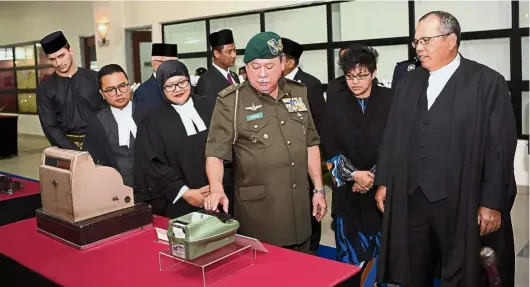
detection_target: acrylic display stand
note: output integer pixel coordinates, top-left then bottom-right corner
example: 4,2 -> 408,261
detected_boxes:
159,242 -> 255,287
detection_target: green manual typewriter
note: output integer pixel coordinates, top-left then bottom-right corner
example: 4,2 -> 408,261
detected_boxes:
167,209 -> 240,260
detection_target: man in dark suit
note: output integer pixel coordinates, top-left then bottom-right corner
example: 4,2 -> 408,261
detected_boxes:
281,37 -> 326,254
391,58 -> 421,89
133,43 -> 178,108
375,11 -> 516,286
195,29 -> 240,100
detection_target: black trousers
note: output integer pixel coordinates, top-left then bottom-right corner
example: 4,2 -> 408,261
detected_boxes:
408,189 -> 447,287
308,177 -> 321,252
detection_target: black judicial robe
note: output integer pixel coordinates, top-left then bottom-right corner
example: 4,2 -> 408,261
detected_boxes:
82,102 -> 149,187
194,67 -> 240,100
36,68 -> 106,150
133,75 -> 164,108
293,68 -> 325,133
375,57 -> 517,286
133,95 -> 215,218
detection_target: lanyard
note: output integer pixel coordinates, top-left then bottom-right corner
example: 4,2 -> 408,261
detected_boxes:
356,97 -> 369,114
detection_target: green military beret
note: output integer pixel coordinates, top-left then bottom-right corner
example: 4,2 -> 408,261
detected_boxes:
243,32 -> 283,64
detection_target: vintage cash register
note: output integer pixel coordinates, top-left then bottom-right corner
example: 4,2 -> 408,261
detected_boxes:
35,147 -> 153,249
168,209 -> 240,260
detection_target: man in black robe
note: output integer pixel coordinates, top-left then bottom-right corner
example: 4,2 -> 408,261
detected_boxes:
133,43 -> 178,108
133,60 -> 215,218
281,37 -> 326,254
374,11 -> 517,287
37,31 -> 106,150
83,64 -> 149,187
195,29 -> 240,100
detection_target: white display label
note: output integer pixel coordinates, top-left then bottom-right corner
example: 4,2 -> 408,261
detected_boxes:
171,242 -> 186,258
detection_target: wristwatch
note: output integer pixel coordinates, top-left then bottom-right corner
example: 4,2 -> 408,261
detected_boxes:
313,188 -> 326,196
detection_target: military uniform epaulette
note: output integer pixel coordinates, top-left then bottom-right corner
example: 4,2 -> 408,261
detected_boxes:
284,78 -> 305,86
218,83 -> 242,98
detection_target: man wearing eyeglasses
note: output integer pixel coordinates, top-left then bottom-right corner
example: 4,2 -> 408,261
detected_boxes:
133,43 -> 178,108
375,11 -> 517,287
83,64 -> 149,187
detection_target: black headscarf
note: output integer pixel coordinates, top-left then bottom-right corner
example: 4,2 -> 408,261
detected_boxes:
156,60 -> 190,90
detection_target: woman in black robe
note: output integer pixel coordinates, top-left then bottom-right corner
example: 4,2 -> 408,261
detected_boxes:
321,44 -> 392,286
133,60 -> 213,218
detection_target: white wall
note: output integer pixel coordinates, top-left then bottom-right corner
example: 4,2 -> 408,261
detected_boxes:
0,1 -> 95,136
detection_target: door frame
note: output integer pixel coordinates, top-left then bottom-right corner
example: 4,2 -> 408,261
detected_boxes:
131,31 -> 152,83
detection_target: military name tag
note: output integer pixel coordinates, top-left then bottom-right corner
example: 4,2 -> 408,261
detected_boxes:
282,97 -> 308,113
246,112 -> 263,121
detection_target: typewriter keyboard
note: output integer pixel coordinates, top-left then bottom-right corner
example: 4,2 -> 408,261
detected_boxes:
197,209 -> 233,223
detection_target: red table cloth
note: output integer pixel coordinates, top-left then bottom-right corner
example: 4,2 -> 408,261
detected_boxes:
0,174 -> 40,202
0,216 -> 359,287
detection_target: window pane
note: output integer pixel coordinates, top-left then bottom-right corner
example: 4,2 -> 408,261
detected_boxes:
0,93 -> 17,113
415,1 -> 511,32
334,45 -> 409,86
265,6 -> 327,44
460,38 -> 511,80
233,55 -> 245,78
0,71 -> 16,90
15,45 -> 35,67
164,21 -> 207,53
39,68 -> 55,84
523,91 -> 529,135
210,14 -> 260,49
0,48 -> 14,68
299,50 -> 328,84
18,93 -> 37,113
36,44 -> 52,65
521,1 -> 529,28
333,1 -> 408,41
179,58 -> 207,75
16,69 -> 36,89
522,37 -> 529,81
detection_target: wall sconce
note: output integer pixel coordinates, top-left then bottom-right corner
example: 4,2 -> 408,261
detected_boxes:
97,21 -> 109,47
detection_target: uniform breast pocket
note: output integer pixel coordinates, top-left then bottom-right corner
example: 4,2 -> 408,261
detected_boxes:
241,117 -> 274,149
289,112 -> 308,142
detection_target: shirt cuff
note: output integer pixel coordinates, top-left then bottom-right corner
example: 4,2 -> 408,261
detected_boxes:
173,185 -> 190,204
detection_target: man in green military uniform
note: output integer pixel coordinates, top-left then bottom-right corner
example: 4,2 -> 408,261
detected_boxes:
204,32 -> 327,252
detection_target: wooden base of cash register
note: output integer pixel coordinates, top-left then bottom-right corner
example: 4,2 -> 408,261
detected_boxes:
36,203 -> 153,250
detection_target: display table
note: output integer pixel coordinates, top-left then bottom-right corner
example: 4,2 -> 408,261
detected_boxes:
0,216 -> 359,287
0,174 -> 41,226
0,115 -> 18,158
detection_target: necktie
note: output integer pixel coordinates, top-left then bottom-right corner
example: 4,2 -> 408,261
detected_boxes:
227,73 -> 234,84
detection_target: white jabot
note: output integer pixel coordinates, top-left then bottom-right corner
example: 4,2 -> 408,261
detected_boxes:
110,101 -> 137,148
427,54 -> 461,110
213,63 -> 230,79
171,97 -> 207,136
284,67 -> 299,81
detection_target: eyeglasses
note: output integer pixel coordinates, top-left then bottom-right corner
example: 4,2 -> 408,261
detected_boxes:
163,80 -> 190,92
412,33 -> 451,48
345,73 -> 370,81
102,82 -> 129,97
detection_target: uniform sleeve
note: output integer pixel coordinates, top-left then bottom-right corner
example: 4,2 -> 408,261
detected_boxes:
133,115 -> 188,201
205,95 -> 234,161
479,73 -> 518,212
304,92 -> 320,147
36,84 -> 78,150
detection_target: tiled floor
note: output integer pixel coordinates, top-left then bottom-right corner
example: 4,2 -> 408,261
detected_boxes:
2,135 -> 528,285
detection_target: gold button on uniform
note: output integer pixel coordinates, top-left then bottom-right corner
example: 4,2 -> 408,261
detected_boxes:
291,162 -> 295,167
293,184 -> 297,188
254,125 -> 258,129
264,134 -> 269,139
287,141 -> 291,145
280,120 -> 285,125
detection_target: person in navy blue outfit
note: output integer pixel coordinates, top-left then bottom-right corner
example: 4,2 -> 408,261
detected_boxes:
133,43 -> 178,108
